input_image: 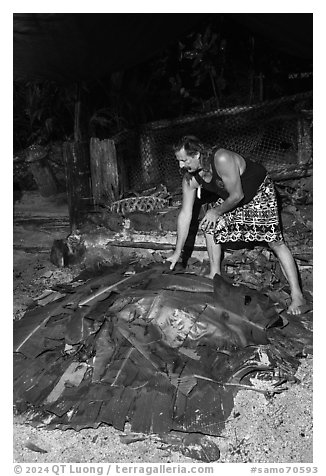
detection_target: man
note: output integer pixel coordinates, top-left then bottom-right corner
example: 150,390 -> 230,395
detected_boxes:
166,135 -> 307,316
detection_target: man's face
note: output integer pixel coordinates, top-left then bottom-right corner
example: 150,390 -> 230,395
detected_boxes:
175,147 -> 200,173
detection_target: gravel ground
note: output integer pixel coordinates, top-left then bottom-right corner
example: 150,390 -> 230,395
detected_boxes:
12,247 -> 315,465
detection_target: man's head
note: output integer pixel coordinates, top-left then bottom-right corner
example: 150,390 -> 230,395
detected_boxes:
173,135 -> 205,173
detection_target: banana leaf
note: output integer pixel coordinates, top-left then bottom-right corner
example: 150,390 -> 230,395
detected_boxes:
14,264 -> 311,436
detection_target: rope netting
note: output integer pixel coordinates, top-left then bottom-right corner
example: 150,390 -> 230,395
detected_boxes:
117,92 -> 312,193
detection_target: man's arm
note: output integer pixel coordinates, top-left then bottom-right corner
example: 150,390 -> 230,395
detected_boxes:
166,176 -> 197,269
175,176 -> 197,253
213,150 -> 244,215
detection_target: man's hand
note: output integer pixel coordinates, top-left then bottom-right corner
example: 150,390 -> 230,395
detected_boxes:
166,251 -> 181,270
199,208 -> 221,232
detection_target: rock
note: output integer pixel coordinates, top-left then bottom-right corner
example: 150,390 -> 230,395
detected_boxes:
181,434 -> 220,462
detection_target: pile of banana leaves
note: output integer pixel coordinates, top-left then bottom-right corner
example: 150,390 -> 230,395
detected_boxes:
14,262 -> 312,437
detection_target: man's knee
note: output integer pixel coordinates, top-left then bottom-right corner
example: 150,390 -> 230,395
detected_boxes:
268,239 -> 285,251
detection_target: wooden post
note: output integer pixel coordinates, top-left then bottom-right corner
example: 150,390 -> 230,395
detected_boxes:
297,115 -> 312,164
89,138 -> 120,206
63,141 -> 92,233
26,145 -> 58,197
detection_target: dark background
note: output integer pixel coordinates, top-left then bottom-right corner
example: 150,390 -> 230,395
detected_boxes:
13,13 -> 313,151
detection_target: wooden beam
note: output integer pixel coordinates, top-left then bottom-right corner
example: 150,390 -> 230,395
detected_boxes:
90,138 -> 120,206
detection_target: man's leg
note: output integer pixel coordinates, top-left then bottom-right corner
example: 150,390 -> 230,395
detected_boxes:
204,232 -> 222,279
268,241 -> 306,314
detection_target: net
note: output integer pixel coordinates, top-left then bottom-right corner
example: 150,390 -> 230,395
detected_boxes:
117,92 -> 312,193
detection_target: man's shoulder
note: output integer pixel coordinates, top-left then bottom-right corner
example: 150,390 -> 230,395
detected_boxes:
213,148 -> 233,163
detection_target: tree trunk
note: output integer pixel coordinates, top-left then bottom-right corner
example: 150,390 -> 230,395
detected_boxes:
90,138 -> 120,206
28,159 -> 58,197
63,141 -> 92,233
27,146 -> 58,197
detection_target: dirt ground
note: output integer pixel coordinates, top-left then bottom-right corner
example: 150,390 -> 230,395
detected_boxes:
12,193 -> 314,465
